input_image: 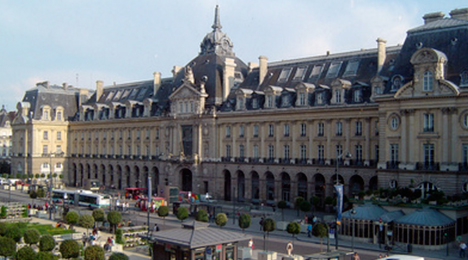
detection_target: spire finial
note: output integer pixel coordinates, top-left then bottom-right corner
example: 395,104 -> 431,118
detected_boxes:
212,5 -> 222,31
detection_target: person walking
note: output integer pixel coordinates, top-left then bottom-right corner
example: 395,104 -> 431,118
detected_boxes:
248,239 -> 254,256
460,241 -> 467,258
286,241 -> 293,256
352,252 -> 360,260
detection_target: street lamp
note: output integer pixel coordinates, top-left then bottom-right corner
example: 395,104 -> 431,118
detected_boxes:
350,208 -> 357,251
44,151 -> 64,220
335,151 -> 351,250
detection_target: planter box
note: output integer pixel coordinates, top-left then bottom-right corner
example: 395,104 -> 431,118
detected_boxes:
282,256 -> 304,260
237,247 -> 252,259
258,251 -> 277,260
276,221 -> 288,231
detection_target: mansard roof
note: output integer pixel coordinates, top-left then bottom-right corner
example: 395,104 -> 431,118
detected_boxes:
22,82 -> 83,121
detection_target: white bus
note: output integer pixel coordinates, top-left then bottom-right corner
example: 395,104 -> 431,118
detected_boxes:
52,189 -> 78,204
78,192 -> 111,208
377,255 -> 424,260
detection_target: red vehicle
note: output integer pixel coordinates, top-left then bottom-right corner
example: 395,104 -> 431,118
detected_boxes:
125,187 -> 147,200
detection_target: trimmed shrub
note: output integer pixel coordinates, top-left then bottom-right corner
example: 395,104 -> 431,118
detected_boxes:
6,225 -> 24,242
36,251 -> 58,260
39,234 -> 56,252
59,239 -> 80,259
215,213 -> 227,228
84,245 -> 105,260
65,211 -> 80,225
24,228 -> 41,245
109,252 -> 130,260
176,207 -> 189,222
0,236 -> 16,258
196,209 -> 208,222
16,246 -> 37,260
238,213 -> 251,232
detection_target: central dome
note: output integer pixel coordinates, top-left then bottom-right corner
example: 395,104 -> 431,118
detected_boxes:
200,5 -> 234,56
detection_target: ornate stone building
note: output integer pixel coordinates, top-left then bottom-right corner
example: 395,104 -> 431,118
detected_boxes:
11,7 -> 468,206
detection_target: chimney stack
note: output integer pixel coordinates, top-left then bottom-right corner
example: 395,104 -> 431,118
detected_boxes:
258,56 -> 268,85
96,80 -> 104,102
450,8 -> 468,21
62,82 -> 68,90
377,38 -> 387,74
223,57 -> 237,101
248,62 -> 258,73
423,12 -> 445,24
153,72 -> 161,96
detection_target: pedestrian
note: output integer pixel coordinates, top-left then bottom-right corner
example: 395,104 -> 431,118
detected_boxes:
248,238 -> 254,256
460,241 -> 467,258
82,232 -> 87,247
307,223 -> 312,238
286,241 -> 293,256
259,217 -> 264,231
352,252 -> 360,260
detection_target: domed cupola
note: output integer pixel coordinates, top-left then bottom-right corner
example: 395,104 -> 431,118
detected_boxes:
200,5 -> 235,56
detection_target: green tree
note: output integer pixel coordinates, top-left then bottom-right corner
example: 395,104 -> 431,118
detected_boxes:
299,200 -> 312,216
215,213 -> 228,228
36,188 -> 46,198
24,228 -> 41,245
262,218 -> 275,251
65,211 -> 80,225
6,225 -> 24,242
109,252 -> 130,260
29,190 -> 38,205
0,205 -> 7,219
79,214 -> 95,235
294,197 -> 304,216
16,246 -> 37,260
277,200 -> 288,221
107,210 -> 122,234
157,206 -> 169,225
92,208 -> 105,227
312,222 -> 329,252
310,196 -> 321,211
39,234 -> 56,252
36,251 -> 58,260
286,222 -> 301,239
0,237 -> 16,258
196,209 -> 208,222
59,239 -> 80,259
84,244 -> 105,260
176,207 -> 189,222
0,222 -> 7,235
238,213 -> 251,233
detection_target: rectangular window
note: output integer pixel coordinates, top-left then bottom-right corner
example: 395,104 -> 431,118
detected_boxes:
375,121 -> 379,136
56,145 -> 62,153
355,121 -> 362,136
57,112 -> 62,120
239,145 -> 245,158
300,123 -> 307,136
156,129 -> 160,140
424,144 -> 434,166
268,124 -> 274,137
267,96 -> 274,108
375,145 -> 379,162
146,129 -> 150,139
300,145 -> 307,160
464,144 -> 468,164
226,126 -> 231,138
278,68 -> 292,83
284,145 -> 290,159
253,145 -> 259,158
239,125 -> 245,138
43,145 -> 48,154
284,124 -> 290,137
424,113 -> 434,132
237,98 -> 244,110
253,125 -> 259,138
355,145 -> 362,161
316,92 -> 324,105
268,145 -> 275,159
226,145 -> 231,158
318,122 -> 324,136
43,131 -> 48,140
252,98 -> 259,109
336,145 -> 343,159
390,144 -> 399,162
354,89 -> 362,103
336,122 -> 342,136
326,61 -> 342,78
299,92 -> 306,106
318,145 -> 324,161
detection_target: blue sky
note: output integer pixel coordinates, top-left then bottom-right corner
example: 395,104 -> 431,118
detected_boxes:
0,0 -> 466,111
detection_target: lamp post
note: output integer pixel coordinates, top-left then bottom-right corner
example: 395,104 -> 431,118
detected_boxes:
232,187 -> 236,224
44,151 -> 64,220
335,151 -> 351,250
351,208 -> 357,251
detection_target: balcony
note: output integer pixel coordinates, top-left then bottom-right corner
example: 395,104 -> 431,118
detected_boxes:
386,161 -> 400,170
416,162 -> 439,171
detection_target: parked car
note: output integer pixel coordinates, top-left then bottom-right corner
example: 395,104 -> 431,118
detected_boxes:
0,178 -> 8,185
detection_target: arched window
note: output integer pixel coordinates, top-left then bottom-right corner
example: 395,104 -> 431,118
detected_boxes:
423,71 -> 433,91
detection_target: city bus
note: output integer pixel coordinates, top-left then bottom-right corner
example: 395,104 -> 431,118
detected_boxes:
78,192 -> 111,208
52,189 -> 78,205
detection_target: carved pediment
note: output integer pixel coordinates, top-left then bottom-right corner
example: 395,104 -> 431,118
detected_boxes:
169,83 -> 206,101
394,79 -> 459,99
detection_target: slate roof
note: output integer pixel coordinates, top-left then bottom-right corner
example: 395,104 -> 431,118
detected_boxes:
148,221 -> 250,249
0,106 -> 15,128
380,210 -> 405,223
21,83 -> 84,121
394,208 -> 455,227
342,203 -> 388,221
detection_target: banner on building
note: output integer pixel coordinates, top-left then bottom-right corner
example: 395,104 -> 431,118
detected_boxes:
334,184 -> 343,225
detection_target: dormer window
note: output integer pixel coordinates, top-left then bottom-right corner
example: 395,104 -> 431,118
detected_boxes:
343,60 -> 359,77
374,86 -> 382,95
237,97 -> 244,110
281,95 -> 290,107
298,92 -> 306,106
460,71 -> 468,87
334,89 -> 342,103
309,64 -> 324,82
423,71 -> 433,91
266,95 -> 274,108
326,62 -> 342,78
316,92 -> 324,105
252,98 -> 259,109
391,75 -> 403,91
44,110 -> 49,120
57,111 -> 62,121
278,68 -> 292,83
353,89 -> 362,103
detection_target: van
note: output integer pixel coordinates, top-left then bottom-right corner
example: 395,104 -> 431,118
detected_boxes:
0,178 -> 8,185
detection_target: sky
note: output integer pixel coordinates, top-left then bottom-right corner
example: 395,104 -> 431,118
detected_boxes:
0,0 -> 466,111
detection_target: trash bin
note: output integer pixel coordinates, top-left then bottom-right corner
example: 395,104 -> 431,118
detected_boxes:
407,243 -> 412,253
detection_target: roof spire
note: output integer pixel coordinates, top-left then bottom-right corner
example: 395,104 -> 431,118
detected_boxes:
212,5 -> 222,31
